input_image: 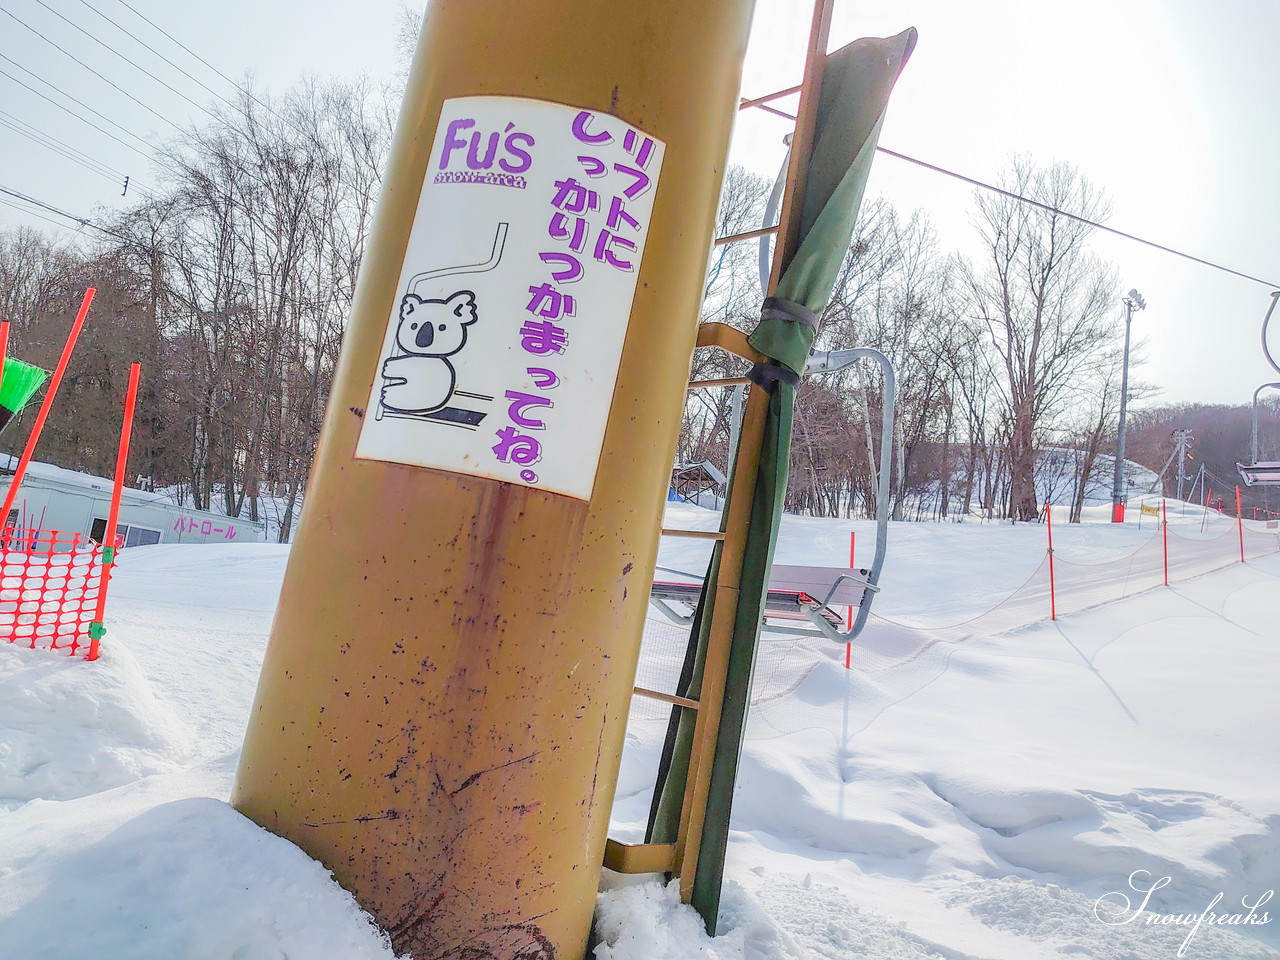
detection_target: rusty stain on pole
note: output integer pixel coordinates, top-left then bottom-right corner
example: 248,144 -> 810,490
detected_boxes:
231,1 -> 756,957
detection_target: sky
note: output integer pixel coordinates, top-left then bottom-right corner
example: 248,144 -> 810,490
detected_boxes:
1,0 -> 1279,408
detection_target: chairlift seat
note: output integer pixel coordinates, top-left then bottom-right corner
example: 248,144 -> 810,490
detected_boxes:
649,563 -> 872,639
1237,461 -> 1280,486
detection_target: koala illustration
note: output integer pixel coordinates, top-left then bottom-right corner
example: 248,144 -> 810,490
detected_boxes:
380,290 -> 478,415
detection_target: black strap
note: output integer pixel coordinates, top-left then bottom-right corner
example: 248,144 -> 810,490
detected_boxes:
760,296 -> 818,328
748,361 -> 800,389
748,297 -> 813,391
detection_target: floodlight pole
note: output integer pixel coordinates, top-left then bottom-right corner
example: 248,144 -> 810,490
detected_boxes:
1111,290 -> 1145,522
804,346 -> 894,639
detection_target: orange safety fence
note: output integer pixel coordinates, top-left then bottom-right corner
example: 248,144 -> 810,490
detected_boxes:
0,527 -> 122,659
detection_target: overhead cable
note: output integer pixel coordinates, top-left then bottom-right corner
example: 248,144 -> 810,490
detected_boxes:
72,0 -> 242,115
0,182 -> 362,315
0,195 -> 80,231
0,5 -> 186,134
29,0 -> 223,125
106,0 -> 306,138
740,96 -> 1280,289
0,111 -> 125,185
0,184 -> 92,228
0,51 -> 152,151
0,61 -> 155,162
874,147 -> 1280,290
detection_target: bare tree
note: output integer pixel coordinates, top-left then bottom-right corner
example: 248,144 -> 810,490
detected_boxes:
5,127 -> 1141,536
102,78 -> 392,536
816,204 -> 972,519
965,158 -> 1120,521
679,165 -> 770,477
1062,349 -> 1124,522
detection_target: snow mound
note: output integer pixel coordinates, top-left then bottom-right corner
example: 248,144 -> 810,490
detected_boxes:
946,874 -> 1278,960
0,640 -> 194,810
0,766 -> 398,960
594,879 -> 802,960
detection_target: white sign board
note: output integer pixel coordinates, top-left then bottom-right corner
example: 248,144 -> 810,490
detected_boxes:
355,95 -> 665,501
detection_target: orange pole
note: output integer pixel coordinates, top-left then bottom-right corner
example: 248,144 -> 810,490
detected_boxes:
1236,485 -> 1245,563
844,530 -> 854,668
86,362 -> 140,660
0,320 -> 9,400
0,320 -> 6,546
0,289 -> 94,529
1045,502 -> 1056,620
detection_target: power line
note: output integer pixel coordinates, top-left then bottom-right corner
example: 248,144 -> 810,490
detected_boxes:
71,0 -> 241,115
874,147 -> 1280,290
105,0 -> 310,141
36,0 -> 326,172
0,49 -> 155,153
2,4 -> 331,214
0,62 -> 155,163
0,184 -> 93,229
0,111 -> 125,186
741,98 -> 1280,289
0,119 -> 122,195
2,3 -> 376,243
28,0 -> 222,126
0,182 -> 360,315
0,56 -> 325,254
0,195 -> 81,231
0,59 -> 315,224
0,4 -> 186,135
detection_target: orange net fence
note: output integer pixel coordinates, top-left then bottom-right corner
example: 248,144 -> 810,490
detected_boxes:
0,527 -> 118,659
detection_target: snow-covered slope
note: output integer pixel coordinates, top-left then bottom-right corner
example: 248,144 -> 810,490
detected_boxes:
0,506 -> 1276,959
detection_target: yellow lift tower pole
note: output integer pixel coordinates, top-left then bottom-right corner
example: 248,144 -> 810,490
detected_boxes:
231,2 -> 755,957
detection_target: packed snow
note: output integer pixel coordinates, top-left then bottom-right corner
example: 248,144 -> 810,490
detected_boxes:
1,503 -> 1276,959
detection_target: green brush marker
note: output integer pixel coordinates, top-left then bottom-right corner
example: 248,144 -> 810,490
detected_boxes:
0,358 -> 49,433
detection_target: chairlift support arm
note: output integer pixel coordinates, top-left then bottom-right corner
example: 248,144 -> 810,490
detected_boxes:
803,346 -> 895,640
1249,382 -> 1280,466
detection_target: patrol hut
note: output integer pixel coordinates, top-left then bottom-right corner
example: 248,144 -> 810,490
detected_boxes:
2,456 -> 266,547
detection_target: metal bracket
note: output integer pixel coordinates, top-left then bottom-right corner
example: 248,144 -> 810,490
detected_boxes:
603,839 -> 677,874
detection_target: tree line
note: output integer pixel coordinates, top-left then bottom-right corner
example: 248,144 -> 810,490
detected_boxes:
3,73 -> 1274,537
686,156 -> 1171,523
0,79 -> 393,541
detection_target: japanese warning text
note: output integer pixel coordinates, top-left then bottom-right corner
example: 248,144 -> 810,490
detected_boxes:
354,96 -> 665,501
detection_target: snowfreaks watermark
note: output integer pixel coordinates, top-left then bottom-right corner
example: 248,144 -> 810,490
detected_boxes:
1094,870 -> 1273,956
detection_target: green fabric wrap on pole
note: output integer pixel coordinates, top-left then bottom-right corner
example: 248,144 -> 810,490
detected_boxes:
645,27 -> 915,933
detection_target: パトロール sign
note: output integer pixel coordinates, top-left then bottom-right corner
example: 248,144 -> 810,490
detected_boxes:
354,95 -> 666,501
